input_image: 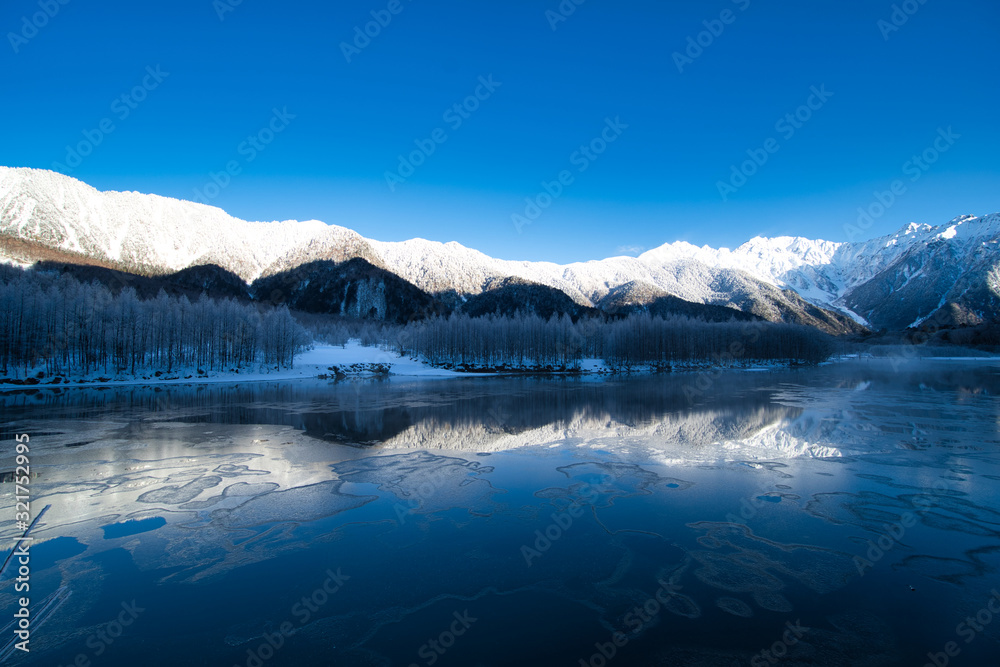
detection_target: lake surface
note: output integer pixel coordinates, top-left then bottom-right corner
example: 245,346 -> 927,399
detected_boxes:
2,360 -> 1000,666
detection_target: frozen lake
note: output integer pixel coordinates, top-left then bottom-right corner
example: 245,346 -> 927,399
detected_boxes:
2,359 -> 1000,665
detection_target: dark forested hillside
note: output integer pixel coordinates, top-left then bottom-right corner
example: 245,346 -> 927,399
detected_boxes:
604,294 -> 761,323
459,277 -> 598,320
30,261 -> 252,301
251,258 -> 445,323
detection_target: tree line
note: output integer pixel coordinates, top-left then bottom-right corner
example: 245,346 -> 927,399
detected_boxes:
326,312 -> 833,369
0,266 -> 309,378
2,264 -> 833,379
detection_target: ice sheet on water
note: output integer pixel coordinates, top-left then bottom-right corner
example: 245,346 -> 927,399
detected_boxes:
690,549 -> 785,594
893,554 -> 985,585
751,589 -> 794,613
804,491 -> 909,530
688,522 -> 856,598
793,611 -> 899,666
806,490 -> 1000,538
661,591 -> 702,619
137,475 -> 223,504
180,482 -> 280,509
715,596 -> 754,617
211,481 -> 377,529
213,463 -> 269,477
536,461 -> 691,509
900,492 -> 1000,527
222,482 -> 281,497
917,511 -> 1000,537
331,451 -> 502,517
853,473 -> 973,499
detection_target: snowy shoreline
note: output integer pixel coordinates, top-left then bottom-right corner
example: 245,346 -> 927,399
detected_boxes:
0,343 -> 466,389
0,341 -> 793,390
3,343 -> 995,391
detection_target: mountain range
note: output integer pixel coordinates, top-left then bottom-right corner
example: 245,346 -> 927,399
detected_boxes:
1,166 -> 997,333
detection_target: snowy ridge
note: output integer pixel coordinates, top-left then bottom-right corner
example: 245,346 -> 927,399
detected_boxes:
0,166 -> 337,281
373,238 -> 750,308
1,167 -> 997,329
637,215 -> 1000,324
380,404 -> 847,461
366,214 -> 1000,328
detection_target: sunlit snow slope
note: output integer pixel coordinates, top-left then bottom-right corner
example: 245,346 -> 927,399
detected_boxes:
2,167 -> 997,329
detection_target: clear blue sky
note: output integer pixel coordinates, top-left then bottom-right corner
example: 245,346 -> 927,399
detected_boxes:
2,0 -> 998,262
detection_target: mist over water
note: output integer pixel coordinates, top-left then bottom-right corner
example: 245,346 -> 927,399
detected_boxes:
2,360 -> 1000,666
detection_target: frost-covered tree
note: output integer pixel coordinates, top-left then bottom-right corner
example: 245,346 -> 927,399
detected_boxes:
0,266 -> 309,378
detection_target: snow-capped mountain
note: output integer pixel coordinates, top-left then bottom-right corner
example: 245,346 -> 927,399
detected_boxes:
637,214 -> 1000,328
0,166 -> 381,280
1,166 -> 997,331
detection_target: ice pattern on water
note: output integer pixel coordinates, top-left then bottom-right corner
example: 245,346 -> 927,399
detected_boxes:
331,451 -> 503,517
535,461 -> 690,510
715,595 -> 754,617
137,475 -> 223,504
210,481 -> 378,530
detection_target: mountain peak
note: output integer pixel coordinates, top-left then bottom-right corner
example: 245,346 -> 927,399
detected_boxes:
1,167 -> 997,332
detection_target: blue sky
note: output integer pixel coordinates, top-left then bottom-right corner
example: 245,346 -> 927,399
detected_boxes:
2,0 -> 998,262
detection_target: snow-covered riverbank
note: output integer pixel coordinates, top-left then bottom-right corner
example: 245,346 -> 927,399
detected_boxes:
0,343 -> 464,388
0,341 -> 809,389
11,343 -> 991,390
